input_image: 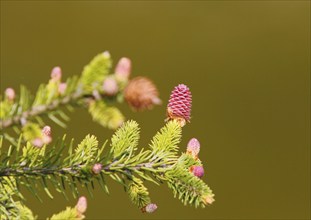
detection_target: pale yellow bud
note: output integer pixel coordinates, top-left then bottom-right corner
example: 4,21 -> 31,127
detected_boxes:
76,196 -> 87,214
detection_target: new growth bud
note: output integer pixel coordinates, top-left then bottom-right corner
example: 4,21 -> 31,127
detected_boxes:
167,84 -> 192,127
92,163 -> 102,174
50,66 -> 62,81
187,138 -> 200,158
115,57 -> 131,80
76,196 -> 87,215
202,194 -> 215,205
190,165 -> 204,178
102,77 -> 118,96
5,88 -> 15,101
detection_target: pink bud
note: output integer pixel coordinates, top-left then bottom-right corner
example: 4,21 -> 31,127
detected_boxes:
58,83 -> 67,95
92,163 -> 102,174
187,138 -> 200,158
76,196 -> 87,214
42,126 -> 51,137
50,66 -> 62,81
144,203 -> 158,213
5,88 -> 15,101
115,57 -> 131,80
190,165 -> 204,178
41,126 -> 52,144
103,77 -> 118,96
32,138 -> 44,148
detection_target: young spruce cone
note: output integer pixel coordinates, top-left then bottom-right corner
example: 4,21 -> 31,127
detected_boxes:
167,84 -> 192,126
124,77 -> 161,111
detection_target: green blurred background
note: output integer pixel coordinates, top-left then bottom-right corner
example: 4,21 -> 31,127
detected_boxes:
1,1 -> 310,219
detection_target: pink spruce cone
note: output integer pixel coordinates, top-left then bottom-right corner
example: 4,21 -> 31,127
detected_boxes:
190,165 -> 204,178
167,84 -> 192,126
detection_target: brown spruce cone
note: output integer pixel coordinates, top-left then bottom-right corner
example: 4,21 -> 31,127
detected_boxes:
124,77 -> 161,111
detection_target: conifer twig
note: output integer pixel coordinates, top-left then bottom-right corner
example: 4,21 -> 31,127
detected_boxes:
0,53 -> 215,219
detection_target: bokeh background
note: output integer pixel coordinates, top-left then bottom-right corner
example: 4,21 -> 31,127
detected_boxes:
1,1 -> 310,219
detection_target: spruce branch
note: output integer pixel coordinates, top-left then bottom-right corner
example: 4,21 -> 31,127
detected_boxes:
1,60 -> 215,218
0,52 -> 161,145
1,118 -> 215,216
1,78 -> 81,129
